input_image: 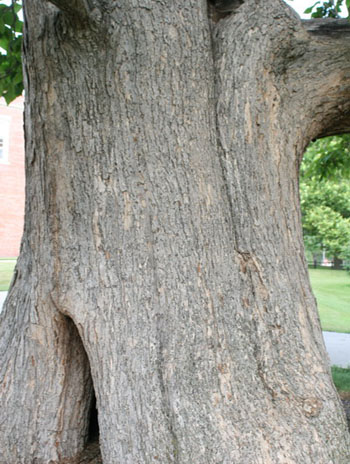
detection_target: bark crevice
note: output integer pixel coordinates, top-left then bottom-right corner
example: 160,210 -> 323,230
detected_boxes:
156,315 -> 180,464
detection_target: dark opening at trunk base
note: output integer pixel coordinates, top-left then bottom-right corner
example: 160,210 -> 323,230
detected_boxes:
88,391 -> 99,443
60,316 -> 102,463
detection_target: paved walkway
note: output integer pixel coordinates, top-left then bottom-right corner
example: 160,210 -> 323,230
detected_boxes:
0,291 -> 7,311
323,331 -> 350,368
0,291 -> 349,367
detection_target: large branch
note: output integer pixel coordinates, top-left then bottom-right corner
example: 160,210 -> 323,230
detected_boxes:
299,19 -> 350,138
302,18 -> 350,38
212,2 -> 350,155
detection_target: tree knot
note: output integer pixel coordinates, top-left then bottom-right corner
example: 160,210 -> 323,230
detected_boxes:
302,397 -> 323,418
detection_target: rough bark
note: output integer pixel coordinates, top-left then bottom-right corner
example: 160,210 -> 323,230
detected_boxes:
0,0 -> 350,463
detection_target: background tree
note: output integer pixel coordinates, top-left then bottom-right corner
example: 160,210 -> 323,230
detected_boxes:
1,1 -> 350,463
300,142 -> 350,268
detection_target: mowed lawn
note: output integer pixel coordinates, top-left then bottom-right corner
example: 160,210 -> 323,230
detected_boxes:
0,259 -> 16,291
308,267 -> 350,334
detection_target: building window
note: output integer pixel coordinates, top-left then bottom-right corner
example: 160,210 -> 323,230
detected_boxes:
0,116 -> 10,164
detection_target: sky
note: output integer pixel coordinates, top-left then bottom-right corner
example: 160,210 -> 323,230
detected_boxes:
284,0 -> 313,18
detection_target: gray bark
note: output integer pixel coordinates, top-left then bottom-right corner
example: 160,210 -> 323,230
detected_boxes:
0,0 -> 350,462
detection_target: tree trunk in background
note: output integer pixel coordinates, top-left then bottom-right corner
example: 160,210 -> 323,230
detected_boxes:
1,1 -> 350,462
334,256 -> 343,270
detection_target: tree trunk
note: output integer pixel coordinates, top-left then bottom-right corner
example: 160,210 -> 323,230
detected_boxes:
1,1 -> 350,462
334,256 -> 343,270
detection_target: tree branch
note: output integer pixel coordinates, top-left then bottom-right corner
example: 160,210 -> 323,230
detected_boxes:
298,19 -> 350,138
302,18 -> 350,38
212,2 -> 350,155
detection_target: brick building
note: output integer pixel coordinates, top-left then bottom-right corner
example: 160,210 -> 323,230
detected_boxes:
0,97 -> 25,257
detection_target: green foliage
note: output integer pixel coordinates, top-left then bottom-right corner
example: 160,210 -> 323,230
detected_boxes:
301,136 -> 350,180
331,366 -> 350,391
300,139 -> 350,261
304,0 -> 348,18
0,0 -> 22,104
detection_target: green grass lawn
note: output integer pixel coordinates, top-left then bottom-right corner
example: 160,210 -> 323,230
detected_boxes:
308,267 -> 350,334
331,366 -> 350,393
0,259 -> 16,291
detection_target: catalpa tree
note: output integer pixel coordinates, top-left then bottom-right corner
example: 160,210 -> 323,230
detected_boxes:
0,0 -> 350,463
